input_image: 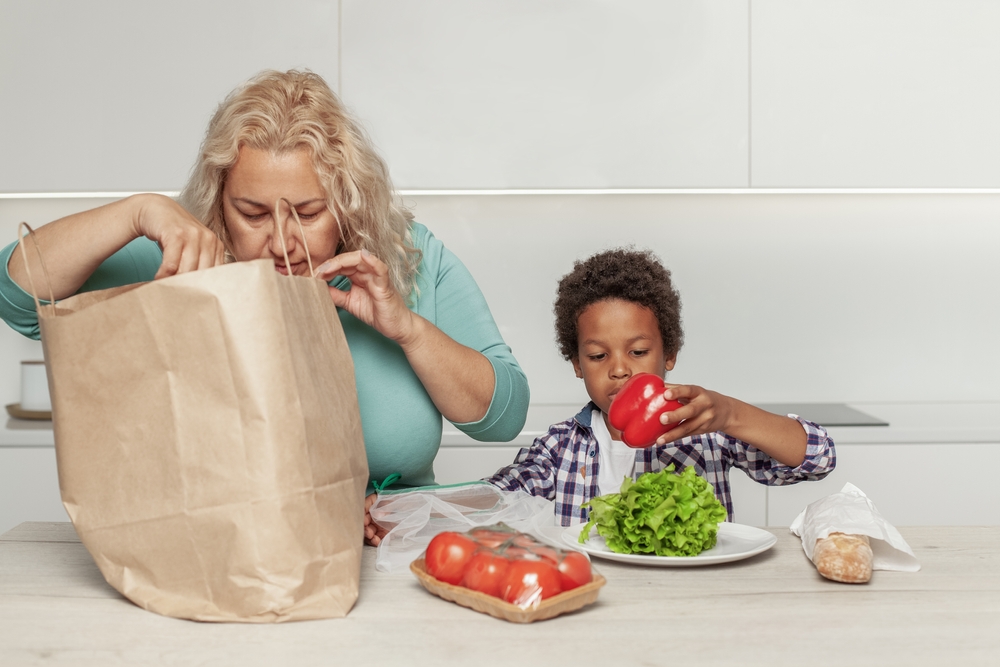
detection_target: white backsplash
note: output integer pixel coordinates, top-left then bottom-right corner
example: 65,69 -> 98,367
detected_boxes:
2,193 -> 998,410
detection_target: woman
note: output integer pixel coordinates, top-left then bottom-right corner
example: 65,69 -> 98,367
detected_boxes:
0,70 -> 529,545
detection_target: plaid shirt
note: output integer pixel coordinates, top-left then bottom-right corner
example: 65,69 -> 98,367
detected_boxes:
487,402 -> 836,527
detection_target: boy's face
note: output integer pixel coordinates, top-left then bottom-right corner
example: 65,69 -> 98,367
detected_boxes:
571,298 -> 676,436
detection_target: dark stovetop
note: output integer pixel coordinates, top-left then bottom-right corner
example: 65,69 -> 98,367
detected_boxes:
752,403 -> 888,427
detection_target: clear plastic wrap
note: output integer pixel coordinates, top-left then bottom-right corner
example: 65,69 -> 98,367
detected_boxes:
370,483 -> 605,620
411,522 -> 605,620
369,482 -> 558,573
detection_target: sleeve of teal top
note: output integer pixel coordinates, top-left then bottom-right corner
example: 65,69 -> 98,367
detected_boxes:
413,224 -> 530,442
0,237 -> 162,340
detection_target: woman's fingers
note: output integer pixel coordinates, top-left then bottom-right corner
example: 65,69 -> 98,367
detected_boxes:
363,493 -> 383,546
154,231 -> 224,279
316,249 -> 390,283
137,194 -> 223,279
318,250 -> 415,342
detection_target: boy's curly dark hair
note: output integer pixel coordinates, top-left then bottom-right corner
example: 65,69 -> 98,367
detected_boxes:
554,248 -> 683,361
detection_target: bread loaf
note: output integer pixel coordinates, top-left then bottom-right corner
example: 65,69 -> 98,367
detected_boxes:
812,532 -> 873,584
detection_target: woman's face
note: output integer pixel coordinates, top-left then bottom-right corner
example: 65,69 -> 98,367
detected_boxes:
222,146 -> 340,276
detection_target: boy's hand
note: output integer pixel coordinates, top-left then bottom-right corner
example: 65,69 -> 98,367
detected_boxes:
653,384 -> 735,444
652,384 -> 809,467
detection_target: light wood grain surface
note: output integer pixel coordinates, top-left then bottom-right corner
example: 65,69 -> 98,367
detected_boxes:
1,522 -> 998,666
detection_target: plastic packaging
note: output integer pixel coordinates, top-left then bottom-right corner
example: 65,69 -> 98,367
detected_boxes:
369,482 -> 559,574
412,522 -> 606,620
790,483 -> 920,572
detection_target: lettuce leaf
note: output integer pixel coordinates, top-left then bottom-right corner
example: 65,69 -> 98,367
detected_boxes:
578,465 -> 727,557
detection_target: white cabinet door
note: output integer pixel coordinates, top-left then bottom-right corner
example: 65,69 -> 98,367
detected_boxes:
341,0 -> 750,189
767,443 -> 1000,527
752,1 -> 1000,187
0,448 -> 66,535
433,446 -> 522,486
729,471 -> 767,528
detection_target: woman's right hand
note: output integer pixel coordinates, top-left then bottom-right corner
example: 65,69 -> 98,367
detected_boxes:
8,193 -> 226,302
132,194 -> 226,279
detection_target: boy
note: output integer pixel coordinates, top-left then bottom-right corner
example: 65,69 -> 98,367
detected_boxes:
487,248 -> 835,526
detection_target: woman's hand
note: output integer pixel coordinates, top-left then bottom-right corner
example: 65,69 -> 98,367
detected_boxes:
8,193 -> 224,302
315,248 -> 495,424
133,194 -> 226,280
315,249 -> 416,345
363,493 -> 388,547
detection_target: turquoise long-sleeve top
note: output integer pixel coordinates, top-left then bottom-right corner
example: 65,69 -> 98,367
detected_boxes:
0,222 -> 529,488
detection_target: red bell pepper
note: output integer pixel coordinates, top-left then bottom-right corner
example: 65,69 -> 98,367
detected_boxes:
608,373 -> 684,448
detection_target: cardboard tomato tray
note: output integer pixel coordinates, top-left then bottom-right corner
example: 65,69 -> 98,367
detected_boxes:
409,558 -> 606,623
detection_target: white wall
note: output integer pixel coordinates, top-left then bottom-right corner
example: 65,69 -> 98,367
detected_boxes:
341,1 -> 750,188
0,0 -> 339,192
2,1 -> 999,407
4,192 -> 998,408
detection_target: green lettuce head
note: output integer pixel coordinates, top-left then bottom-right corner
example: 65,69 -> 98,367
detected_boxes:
579,465 -> 727,557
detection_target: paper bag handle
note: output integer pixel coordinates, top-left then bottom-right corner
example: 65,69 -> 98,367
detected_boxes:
16,222 -> 56,311
274,198 -> 315,278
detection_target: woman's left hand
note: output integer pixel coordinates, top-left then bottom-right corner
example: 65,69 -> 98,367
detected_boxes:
317,247 -> 495,425
315,249 -> 416,344
654,384 -> 734,445
364,493 -> 388,547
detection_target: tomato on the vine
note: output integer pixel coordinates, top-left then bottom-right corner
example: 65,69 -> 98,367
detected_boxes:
425,532 -> 478,585
555,551 -> 592,591
501,559 -> 562,607
461,551 -> 511,597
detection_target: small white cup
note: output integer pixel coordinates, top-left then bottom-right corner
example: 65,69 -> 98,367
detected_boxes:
20,360 -> 51,412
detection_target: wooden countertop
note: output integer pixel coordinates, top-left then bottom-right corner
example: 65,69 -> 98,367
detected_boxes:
1,522 -> 998,666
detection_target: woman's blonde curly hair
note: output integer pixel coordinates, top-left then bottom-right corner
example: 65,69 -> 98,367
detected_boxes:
179,69 -> 420,297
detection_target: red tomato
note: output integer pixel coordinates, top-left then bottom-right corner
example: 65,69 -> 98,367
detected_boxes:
555,551 -> 592,591
608,373 -> 684,448
425,532 -> 478,585
461,551 -> 511,597
501,559 -> 562,607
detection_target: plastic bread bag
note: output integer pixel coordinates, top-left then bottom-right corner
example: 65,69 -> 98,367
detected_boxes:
369,482 -> 561,574
790,483 -> 920,572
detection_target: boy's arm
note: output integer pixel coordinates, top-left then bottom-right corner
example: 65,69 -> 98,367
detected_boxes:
656,385 -> 807,467
485,430 -> 564,500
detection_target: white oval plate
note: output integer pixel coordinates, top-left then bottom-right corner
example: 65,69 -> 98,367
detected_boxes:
562,522 -> 777,567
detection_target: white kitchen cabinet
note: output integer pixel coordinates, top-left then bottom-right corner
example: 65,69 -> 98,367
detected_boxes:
341,0 -> 749,189
751,0 -> 1000,187
767,442 -> 1000,527
0,447 -> 66,535
728,471 -> 768,528
432,445 -> 522,486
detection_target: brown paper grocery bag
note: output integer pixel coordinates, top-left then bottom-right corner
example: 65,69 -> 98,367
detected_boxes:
27,251 -> 368,622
